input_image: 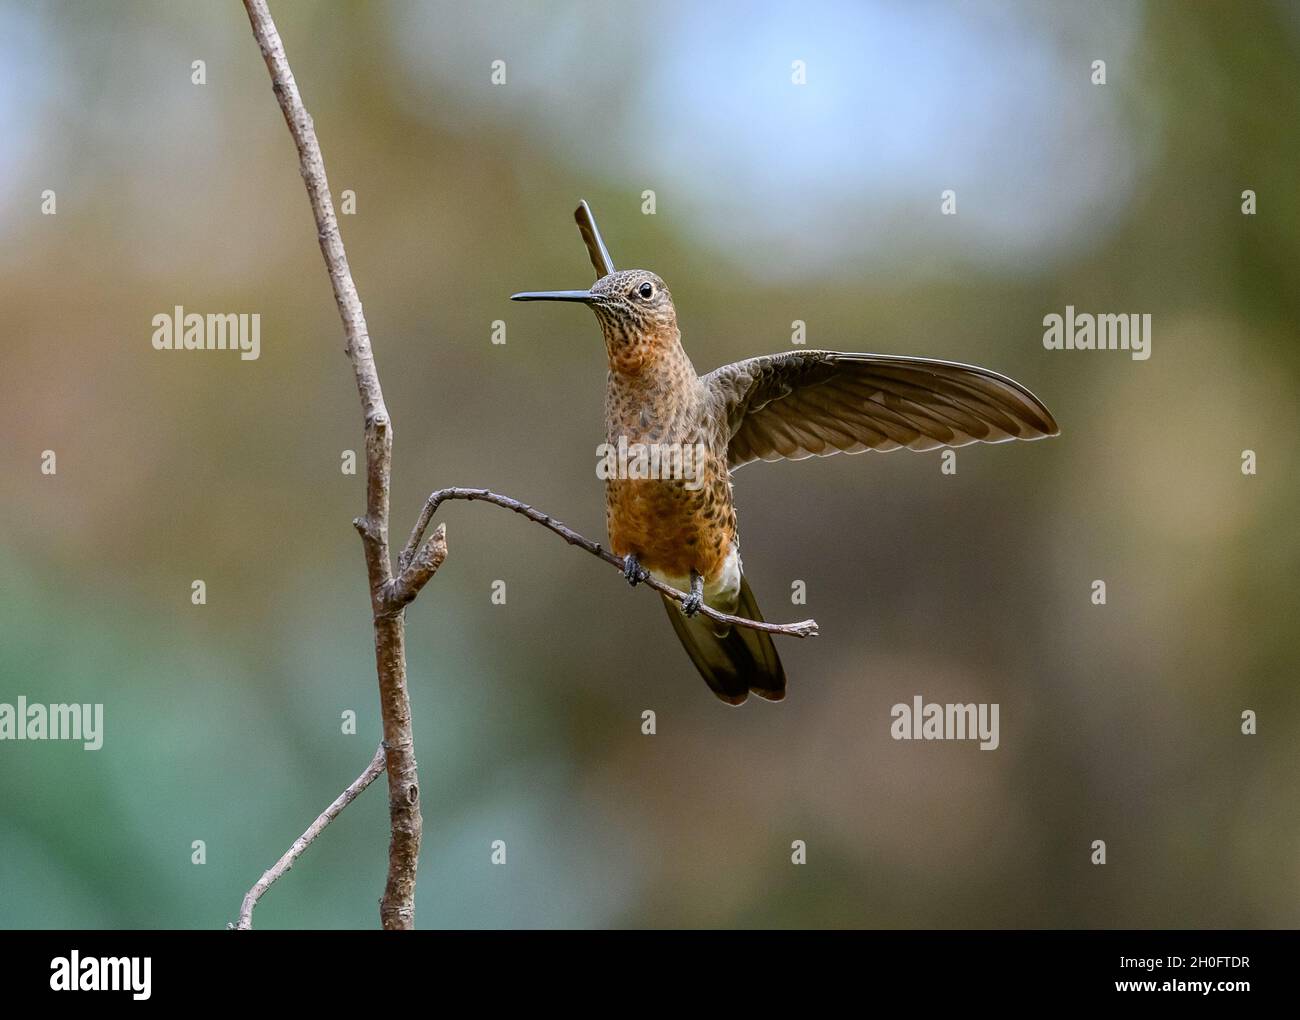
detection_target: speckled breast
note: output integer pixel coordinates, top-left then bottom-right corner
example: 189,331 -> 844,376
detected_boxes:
604,451 -> 736,583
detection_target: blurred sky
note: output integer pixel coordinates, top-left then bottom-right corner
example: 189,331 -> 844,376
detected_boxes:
1,0 -> 1297,929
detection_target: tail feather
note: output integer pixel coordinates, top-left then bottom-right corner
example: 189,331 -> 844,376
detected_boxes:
660,575 -> 786,705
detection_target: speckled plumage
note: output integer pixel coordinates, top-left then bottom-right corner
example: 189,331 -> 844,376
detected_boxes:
512,204 -> 1059,705
592,271 -> 738,589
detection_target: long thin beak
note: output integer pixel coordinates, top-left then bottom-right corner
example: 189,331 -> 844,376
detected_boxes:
510,290 -> 595,303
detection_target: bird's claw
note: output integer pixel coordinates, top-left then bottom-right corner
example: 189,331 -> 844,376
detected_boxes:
623,554 -> 648,587
680,570 -> 705,617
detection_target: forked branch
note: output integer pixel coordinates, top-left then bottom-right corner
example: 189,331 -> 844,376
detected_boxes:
236,0 -> 814,935
242,0 -> 422,930
396,488 -> 819,639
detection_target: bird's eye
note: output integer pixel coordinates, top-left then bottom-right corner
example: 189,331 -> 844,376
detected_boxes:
638,282 -> 654,299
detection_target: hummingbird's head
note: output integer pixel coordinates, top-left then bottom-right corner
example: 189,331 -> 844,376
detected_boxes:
511,269 -> 680,375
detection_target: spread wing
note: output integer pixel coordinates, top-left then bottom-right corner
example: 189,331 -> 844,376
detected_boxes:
703,351 -> 1059,470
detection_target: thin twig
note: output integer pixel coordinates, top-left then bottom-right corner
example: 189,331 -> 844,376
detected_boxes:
243,0 -> 423,929
395,488 -> 819,639
232,744 -> 387,931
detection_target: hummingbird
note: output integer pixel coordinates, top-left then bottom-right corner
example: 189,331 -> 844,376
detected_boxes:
513,202 -> 1058,705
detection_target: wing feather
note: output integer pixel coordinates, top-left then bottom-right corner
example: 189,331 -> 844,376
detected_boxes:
703,351 -> 1059,469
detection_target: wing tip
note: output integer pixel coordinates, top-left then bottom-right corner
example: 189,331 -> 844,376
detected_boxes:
1019,393 -> 1060,439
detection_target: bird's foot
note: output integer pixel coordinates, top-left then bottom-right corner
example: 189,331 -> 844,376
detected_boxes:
681,571 -> 704,617
623,554 -> 648,587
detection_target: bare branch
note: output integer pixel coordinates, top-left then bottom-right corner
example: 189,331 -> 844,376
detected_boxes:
397,488 -> 819,639
243,0 -> 422,929
385,523 -> 447,614
232,744 -> 387,931
241,0 -> 812,934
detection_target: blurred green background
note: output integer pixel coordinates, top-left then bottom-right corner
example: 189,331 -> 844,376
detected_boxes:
1,0 -> 1297,928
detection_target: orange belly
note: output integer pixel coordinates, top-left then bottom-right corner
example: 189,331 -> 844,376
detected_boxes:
606,474 -> 736,583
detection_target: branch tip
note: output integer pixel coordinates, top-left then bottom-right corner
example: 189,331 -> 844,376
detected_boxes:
400,487 -> 819,639
234,743 -> 387,931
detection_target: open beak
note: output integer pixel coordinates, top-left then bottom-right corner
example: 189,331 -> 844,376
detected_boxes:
510,290 -> 598,303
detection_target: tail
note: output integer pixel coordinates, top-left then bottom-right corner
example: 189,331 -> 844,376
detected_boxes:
660,575 -> 786,705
